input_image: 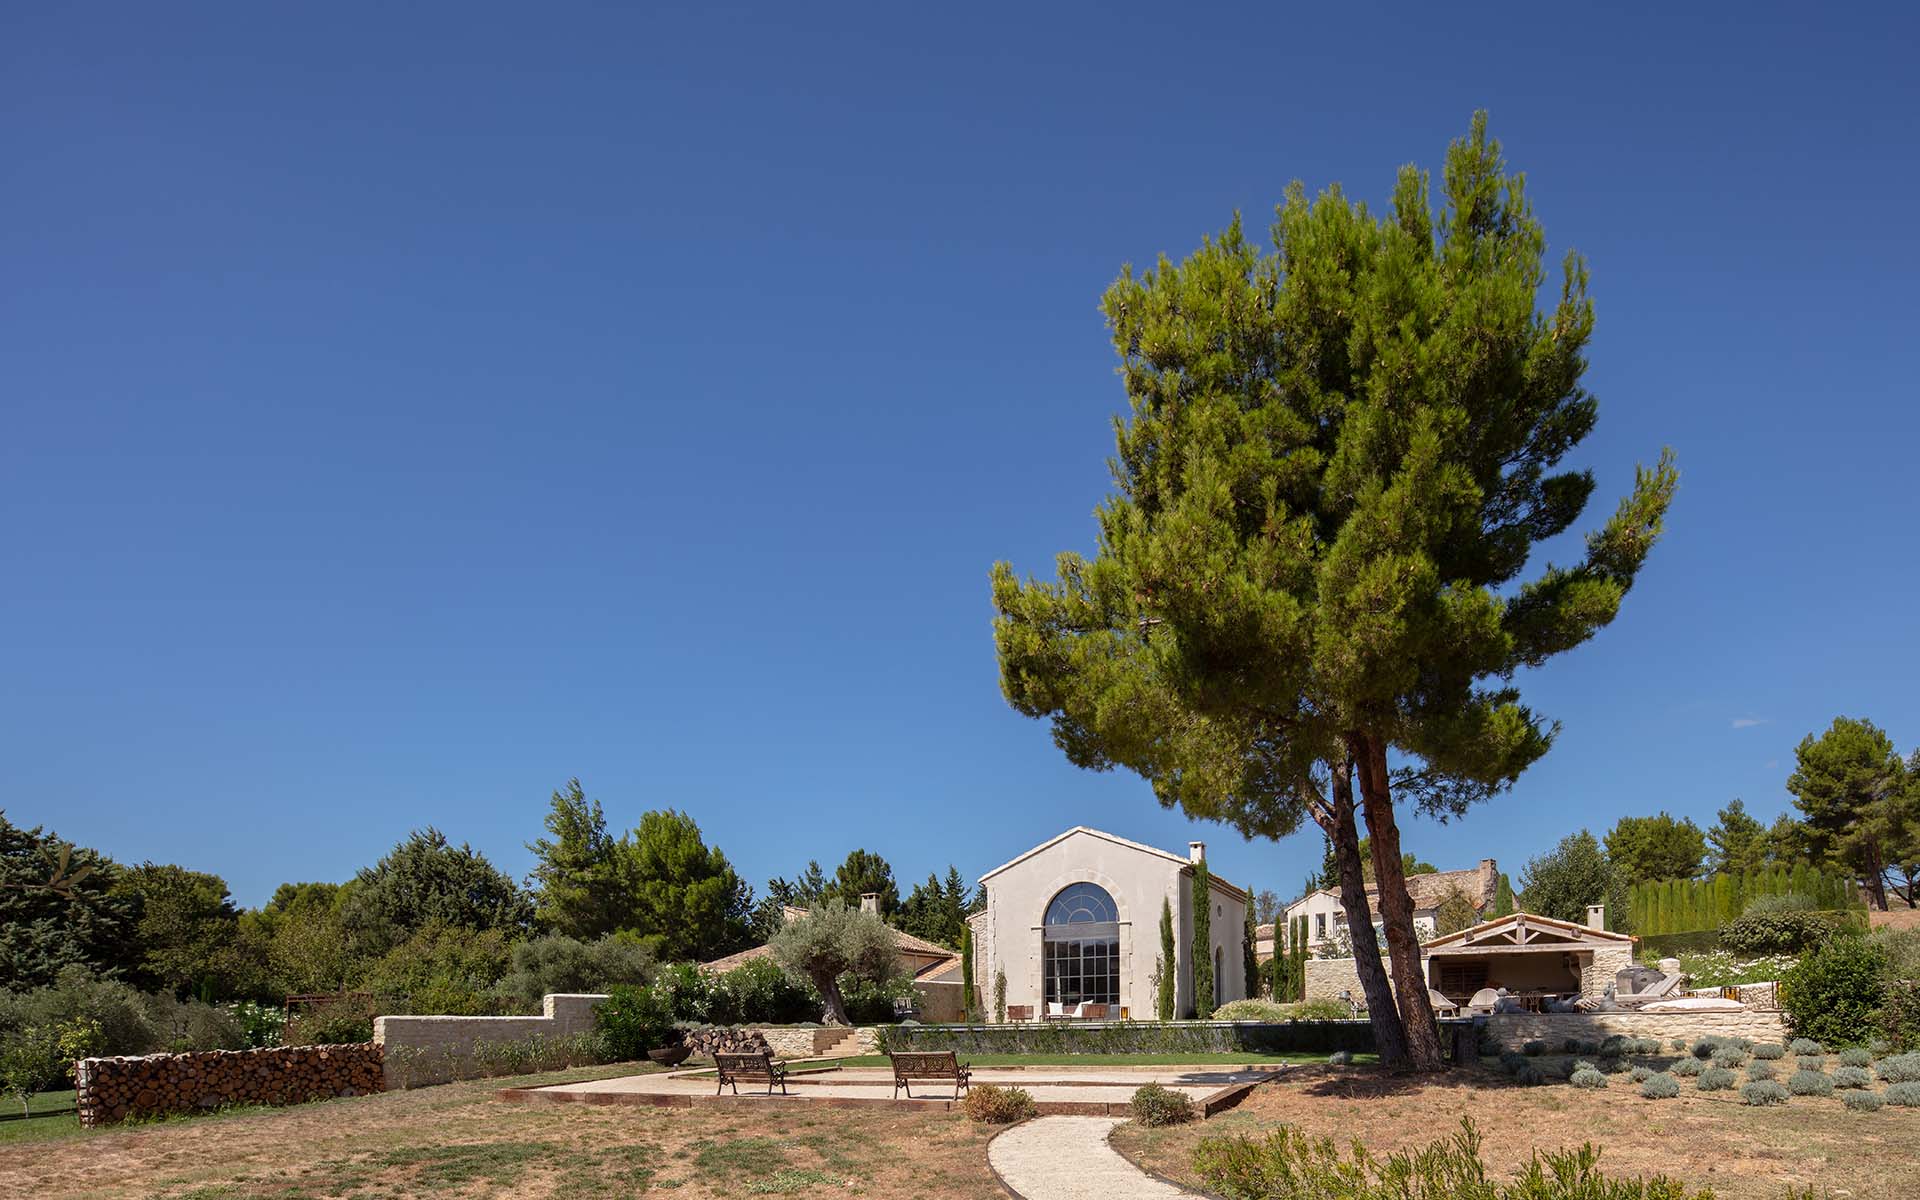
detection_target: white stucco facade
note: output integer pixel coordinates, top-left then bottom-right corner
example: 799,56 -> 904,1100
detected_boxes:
973,827 -> 1249,1020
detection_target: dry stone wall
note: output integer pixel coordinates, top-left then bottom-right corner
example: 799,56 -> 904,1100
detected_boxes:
373,992 -> 604,1088
76,1044 -> 383,1127
1481,1009 -> 1789,1050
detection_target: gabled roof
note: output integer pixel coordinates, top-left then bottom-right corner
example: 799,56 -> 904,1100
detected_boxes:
1422,910 -> 1633,954
976,826 -> 1248,900
700,912 -> 962,975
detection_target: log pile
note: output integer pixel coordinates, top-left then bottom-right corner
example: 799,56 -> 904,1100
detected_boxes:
75,1044 -> 384,1127
680,1026 -> 773,1060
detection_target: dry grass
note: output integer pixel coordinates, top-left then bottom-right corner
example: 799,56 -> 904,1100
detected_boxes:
1869,907 -> 1920,931
1112,1064 -> 1920,1200
0,1065 -> 1003,1199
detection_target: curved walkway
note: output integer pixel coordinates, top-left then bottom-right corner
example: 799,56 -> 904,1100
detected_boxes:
988,1115 -> 1200,1199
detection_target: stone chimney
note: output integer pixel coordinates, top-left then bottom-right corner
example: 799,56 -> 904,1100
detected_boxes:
1188,841 -> 1206,864
1586,903 -> 1606,931
860,892 -> 880,915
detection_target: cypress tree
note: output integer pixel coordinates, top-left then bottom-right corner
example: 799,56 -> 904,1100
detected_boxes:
960,925 -> 975,1016
1492,873 -> 1515,918
1156,896 -> 1176,1020
1243,902 -> 1260,999
1192,859 -> 1215,1019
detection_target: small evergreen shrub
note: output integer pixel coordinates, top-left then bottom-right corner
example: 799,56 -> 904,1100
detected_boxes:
1842,1089 -> 1884,1112
1598,1057 -> 1626,1075
1874,1052 -> 1920,1083
1499,1051 -> 1529,1074
1599,1035 -> 1629,1056
1630,1066 -> 1654,1083
1572,1059 -> 1597,1074
1796,1055 -> 1826,1072
1631,1037 -> 1664,1056
1690,1039 -> 1716,1059
1569,1068 -> 1607,1090
1741,1080 -> 1790,1106
1711,1044 -> 1748,1067
1831,1066 -> 1873,1090
1788,1037 -> 1824,1056
1129,1083 -> 1196,1127
1747,1062 -> 1775,1081
1514,1064 -> 1546,1087
1328,1050 -> 1354,1066
1641,1073 -> 1681,1099
1787,1069 -> 1834,1097
1522,1040 -> 1549,1056
1838,1047 -> 1872,1068
1696,1067 -> 1737,1091
1884,1081 -> 1920,1106
1670,1038 -> 1688,1052
1670,1056 -> 1704,1077
1751,1043 -> 1786,1060
964,1084 -> 1036,1124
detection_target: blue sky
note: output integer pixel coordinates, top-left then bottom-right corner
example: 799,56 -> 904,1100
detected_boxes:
5,5 -> 1916,910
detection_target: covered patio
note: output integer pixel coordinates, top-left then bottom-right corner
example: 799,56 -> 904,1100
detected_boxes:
1422,912 -> 1636,1010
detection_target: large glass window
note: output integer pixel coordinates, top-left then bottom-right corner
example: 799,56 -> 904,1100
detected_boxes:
1043,884 -> 1120,1005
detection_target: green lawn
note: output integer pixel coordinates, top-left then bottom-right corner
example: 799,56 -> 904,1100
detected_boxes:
0,1091 -> 79,1147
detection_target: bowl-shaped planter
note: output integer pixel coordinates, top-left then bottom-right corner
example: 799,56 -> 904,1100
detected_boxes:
646,1042 -> 691,1067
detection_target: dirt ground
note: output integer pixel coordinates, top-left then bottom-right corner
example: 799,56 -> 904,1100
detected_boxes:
1869,907 -> 1920,931
1113,1064 -> 1920,1200
0,1065 -> 1004,1199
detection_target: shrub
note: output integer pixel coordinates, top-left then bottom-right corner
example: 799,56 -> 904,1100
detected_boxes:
1874,1052 -> 1920,1083
498,935 -> 657,1011
1599,1035 -> 1629,1056
1747,1062 -> 1775,1081
1670,1056 -> 1704,1077
964,1084 -> 1036,1124
1837,1046 -> 1872,1068
1788,1037 -> 1824,1056
1740,1080 -> 1790,1106
1194,1118 -> 1703,1200
717,958 -> 816,1025
1211,998 -> 1294,1021
1786,1069 -> 1833,1096
1629,1066 -> 1654,1083
1751,1043 -> 1786,1060
1514,1064 -> 1547,1086
1722,910 -> 1850,955
1640,1073 -> 1681,1099
1831,1066 -> 1873,1089
1328,1050 -> 1354,1066
1670,1038 -> 1688,1052
1521,1040 -> 1549,1056
1597,1057 -> 1626,1075
230,1002 -> 286,1049
1885,1081 -> 1920,1106
1572,1059 -> 1597,1074
1569,1068 -> 1607,1090
1696,1067 -> 1736,1091
1796,1055 -> 1825,1072
1564,1038 -> 1599,1056
594,984 -> 675,1060
1689,1039 -> 1716,1059
1783,938 -> 1888,1050
1629,1037 -> 1664,1056
1842,1089 -> 1885,1112
1711,1044 -> 1748,1067
284,998 -> 373,1046
1129,1083 -> 1196,1127
1293,998 -> 1353,1021
0,966 -> 159,1056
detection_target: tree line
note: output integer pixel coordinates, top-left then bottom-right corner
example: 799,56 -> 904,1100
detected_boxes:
0,778 -> 980,1007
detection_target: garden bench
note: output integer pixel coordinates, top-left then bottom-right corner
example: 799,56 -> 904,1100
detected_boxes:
1005,1005 -> 1034,1023
888,1050 -> 972,1099
714,1051 -> 788,1096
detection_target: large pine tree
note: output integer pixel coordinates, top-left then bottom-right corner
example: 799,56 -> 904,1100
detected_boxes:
992,114 -> 1675,1070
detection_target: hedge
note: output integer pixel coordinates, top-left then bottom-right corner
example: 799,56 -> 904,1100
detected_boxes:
879,1019 -> 1384,1056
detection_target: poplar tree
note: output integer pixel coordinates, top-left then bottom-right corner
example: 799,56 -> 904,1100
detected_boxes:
1243,904 -> 1260,998
992,114 -> 1676,1070
1191,858 -> 1214,1018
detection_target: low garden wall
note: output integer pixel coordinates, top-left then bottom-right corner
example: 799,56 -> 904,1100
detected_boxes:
883,1019 -> 1385,1056
75,1044 -> 383,1127
1479,1009 -> 1788,1050
373,992 -> 604,1088
751,1026 -> 879,1058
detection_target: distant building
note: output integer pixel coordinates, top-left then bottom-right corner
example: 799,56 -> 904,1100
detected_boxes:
1275,859 -> 1499,956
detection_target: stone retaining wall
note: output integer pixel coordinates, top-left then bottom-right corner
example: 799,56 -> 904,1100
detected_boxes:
76,1044 -> 383,1127
373,993 -> 604,1088
1480,1009 -> 1789,1050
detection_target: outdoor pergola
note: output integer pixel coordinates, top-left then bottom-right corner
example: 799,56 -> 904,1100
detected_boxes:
1422,911 -> 1637,1009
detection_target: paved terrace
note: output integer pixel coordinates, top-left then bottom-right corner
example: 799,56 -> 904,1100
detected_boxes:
497,1063 -> 1275,1117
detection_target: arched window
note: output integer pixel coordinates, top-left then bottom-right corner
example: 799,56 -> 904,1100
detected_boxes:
1043,883 -> 1120,1006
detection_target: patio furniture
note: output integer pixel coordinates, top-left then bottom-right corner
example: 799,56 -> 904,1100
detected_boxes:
714,1051 -> 788,1096
1426,988 -> 1459,1018
888,1050 -> 972,1099
1005,1005 -> 1034,1023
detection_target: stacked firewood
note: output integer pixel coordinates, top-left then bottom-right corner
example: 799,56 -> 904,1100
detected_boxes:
679,1026 -> 774,1060
75,1044 -> 385,1127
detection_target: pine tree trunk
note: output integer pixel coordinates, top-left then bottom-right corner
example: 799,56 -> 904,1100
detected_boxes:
1351,733 -> 1448,1073
1322,756 -> 1411,1070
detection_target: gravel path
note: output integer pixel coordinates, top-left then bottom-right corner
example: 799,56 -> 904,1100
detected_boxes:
988,1115 -> 1200,1199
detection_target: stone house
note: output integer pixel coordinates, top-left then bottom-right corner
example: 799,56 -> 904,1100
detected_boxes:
968,827 -> 1249,1020
1276,858 -> 1500,957
701,896 -> 967,1020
